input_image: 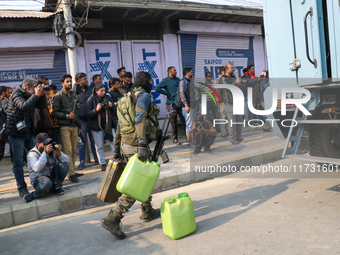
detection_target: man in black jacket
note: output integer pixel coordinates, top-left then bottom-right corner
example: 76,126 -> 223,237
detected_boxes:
53,74 -> 82,183
73,72 -> 99,170
107,77 -> 122,104
118,72 -> 134,96
6,78 -> 43,197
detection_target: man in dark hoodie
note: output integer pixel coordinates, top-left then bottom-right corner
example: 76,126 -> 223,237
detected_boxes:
6,78 -> 44,197
73,72 -> 99,170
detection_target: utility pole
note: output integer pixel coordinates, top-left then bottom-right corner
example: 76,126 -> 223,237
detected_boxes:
63,0 -> 79,84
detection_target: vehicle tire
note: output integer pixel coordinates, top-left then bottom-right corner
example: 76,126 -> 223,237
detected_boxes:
309,107 -> 340,159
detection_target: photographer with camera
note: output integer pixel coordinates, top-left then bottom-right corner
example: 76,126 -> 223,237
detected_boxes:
6,78 -> 44,197
86,83 -> 117,171
24,133 -> 69,202
189,114 -> 217,155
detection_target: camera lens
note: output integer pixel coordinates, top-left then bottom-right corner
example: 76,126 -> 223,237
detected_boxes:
42,85 -> 50,91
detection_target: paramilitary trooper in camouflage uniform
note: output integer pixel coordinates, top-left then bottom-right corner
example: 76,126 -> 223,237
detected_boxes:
101,71 -> 160,239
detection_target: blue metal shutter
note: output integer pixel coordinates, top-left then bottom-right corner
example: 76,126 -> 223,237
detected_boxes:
0,50 -> 66,90
180,34 -> 198,76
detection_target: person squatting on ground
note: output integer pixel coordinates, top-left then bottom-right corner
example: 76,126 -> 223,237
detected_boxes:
86,83 -> 117,171
53,74 -> 83,183
24,133 -> 69,202
189,114 -> 217,155
73,72 -> 99,170
101,71 -> 161,240
155,66 -> 186,145
215,64 -> 245,145
6,78 -> 44,197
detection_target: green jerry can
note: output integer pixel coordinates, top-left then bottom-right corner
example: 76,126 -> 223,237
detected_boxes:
161,193 -> 196,240
116,154 -> 161,203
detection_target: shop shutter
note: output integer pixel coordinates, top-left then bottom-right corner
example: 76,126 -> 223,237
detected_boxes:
0,50 -> 67,90
181,34 -> 254,83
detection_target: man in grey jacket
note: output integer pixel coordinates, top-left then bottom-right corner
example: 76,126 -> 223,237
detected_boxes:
24,133 -> 69,202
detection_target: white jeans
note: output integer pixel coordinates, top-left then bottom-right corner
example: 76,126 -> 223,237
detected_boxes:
91,129 -> 115,165
182,107 -> 195,139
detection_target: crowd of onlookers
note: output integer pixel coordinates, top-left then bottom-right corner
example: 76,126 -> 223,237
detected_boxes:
0,63 -> 270,201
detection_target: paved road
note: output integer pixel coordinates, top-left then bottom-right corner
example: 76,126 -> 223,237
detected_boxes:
1,158 -> 340,255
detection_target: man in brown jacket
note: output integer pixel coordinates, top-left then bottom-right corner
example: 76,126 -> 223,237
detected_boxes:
189,114 -> 217,154
53,74 -> 82,183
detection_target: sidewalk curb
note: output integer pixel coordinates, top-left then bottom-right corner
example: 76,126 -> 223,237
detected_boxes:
0,143 -> 284,230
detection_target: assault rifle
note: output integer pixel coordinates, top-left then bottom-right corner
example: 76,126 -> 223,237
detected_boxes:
149,110 -> 176,164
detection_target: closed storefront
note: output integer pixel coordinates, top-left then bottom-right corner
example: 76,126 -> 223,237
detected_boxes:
181,34 -> 254,82
0,50 -> 67,89
179,20 -> 266,82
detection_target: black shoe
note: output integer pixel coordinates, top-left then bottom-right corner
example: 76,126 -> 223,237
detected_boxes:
23,192 -> 35,203
101,164 -> 107,171
75,173 -> 84,177
19,189 -> 29,198
69,174 -> 79,183
193,148 -> 201,155
204,148 -> 211,154
55,188 -> 65,195
236,138 -> 246,143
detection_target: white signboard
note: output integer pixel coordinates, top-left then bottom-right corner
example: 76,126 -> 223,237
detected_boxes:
132,41 -> 167,118
84,41 -> 121,90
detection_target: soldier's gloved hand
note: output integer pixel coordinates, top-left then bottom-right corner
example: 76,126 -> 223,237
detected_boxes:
137,142 -> 148,162
113,147 -> 122,161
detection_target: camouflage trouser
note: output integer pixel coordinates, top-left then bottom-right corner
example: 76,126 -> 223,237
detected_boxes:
113,144 -> 152,214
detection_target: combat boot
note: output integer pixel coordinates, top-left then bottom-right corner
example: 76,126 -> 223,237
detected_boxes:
140,196 -> 161,222
101,209 -> 126,239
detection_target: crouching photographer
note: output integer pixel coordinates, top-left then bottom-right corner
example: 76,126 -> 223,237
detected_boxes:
189,114 -> 217,155
24,133 -> 70,203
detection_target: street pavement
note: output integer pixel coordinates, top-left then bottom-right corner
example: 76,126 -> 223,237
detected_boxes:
0,128 -> 286,229
1,157 -> 340,255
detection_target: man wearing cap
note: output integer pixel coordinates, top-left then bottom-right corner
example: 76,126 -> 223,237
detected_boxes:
24,133 -> 69,202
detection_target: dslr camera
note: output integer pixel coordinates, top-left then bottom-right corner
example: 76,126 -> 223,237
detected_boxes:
49,141 -> 62,151
195,121 -> 202,130
42,85 -> 50,91
101,102 -> 108,108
